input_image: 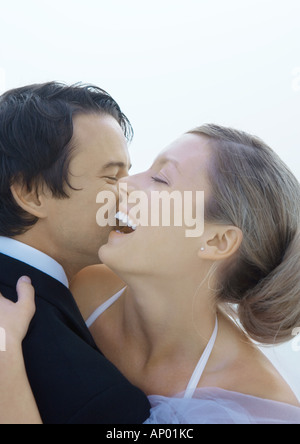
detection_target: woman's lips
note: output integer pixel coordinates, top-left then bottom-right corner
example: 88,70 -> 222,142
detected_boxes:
115,211 -> 138,231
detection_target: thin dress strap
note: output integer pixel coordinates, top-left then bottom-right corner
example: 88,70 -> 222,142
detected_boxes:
183,317 -> 219,399
86,287 -> 126,328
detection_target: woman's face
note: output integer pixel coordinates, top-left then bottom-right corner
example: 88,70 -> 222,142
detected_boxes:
99,133 -> 212,279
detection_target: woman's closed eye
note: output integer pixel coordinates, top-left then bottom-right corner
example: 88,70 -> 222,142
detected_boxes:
151,176 -> 169,185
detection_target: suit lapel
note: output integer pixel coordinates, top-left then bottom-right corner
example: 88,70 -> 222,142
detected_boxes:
0,253 -> 98,350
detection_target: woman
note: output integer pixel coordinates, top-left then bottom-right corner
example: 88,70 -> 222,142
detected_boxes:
1,124 -> 300,424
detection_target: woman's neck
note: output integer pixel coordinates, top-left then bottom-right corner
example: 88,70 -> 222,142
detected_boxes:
121,273 -> 217,366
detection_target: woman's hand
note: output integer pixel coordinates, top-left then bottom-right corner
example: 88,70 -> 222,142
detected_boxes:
0,276 -> 36,348
0,277 -> 42,424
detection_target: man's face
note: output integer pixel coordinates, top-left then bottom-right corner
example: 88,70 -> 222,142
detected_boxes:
42,113 -> 131,271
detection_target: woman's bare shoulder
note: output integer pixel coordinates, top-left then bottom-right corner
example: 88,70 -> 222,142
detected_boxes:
70,265 -> 126,321
217,342 -> 300,407
204,315 -> 299,407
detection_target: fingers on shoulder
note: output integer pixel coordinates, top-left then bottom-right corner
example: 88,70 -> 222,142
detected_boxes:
16,276 -> 36,316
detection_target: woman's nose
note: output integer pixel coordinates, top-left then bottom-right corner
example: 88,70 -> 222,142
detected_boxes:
117,176 -> 135,209
117,172 -> 147,214
118,172 -> 144,192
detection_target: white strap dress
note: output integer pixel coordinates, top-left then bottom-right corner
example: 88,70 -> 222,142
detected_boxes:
86,289 -> 300,424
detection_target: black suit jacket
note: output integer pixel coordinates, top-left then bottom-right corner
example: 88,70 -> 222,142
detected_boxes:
0,253 -> 150,424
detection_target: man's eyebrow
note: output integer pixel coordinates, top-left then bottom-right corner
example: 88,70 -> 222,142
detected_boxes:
101,161 -> 132,171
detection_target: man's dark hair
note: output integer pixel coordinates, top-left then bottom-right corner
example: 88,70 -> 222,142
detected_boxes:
0,82 -> 133,237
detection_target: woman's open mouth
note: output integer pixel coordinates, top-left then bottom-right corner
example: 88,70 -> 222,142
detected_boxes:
113,211 -> 138,235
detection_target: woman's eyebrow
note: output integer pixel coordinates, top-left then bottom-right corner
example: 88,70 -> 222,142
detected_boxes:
153,157 -> 181,173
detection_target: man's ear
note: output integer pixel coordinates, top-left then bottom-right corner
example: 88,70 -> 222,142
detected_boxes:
198,225 -> 243,261
10,182 -> 48,219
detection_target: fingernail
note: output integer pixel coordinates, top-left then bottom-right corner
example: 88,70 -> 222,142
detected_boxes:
19,276 -> 31,284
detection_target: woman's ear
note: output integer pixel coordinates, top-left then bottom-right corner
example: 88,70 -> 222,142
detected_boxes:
198,225 -> 243,261
10,182 -> 48,219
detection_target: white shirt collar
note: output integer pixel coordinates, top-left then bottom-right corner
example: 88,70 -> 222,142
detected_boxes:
0,237 -> 69,288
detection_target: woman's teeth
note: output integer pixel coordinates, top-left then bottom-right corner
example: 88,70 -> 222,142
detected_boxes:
115,212 -> 137,231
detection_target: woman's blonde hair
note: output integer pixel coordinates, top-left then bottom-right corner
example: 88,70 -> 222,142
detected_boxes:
189,124 -> 300,345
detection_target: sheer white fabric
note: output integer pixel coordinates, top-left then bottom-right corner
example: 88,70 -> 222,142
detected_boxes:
87,290 -> 300,424
144,388 -> 300,424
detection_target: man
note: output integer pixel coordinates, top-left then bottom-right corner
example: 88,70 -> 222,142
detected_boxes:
0,82 -> 150,424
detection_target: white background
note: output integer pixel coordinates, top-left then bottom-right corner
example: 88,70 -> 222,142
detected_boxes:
0,0 -> 299,398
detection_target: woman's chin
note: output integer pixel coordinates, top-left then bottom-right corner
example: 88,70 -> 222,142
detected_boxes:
98,229 -> 136,268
